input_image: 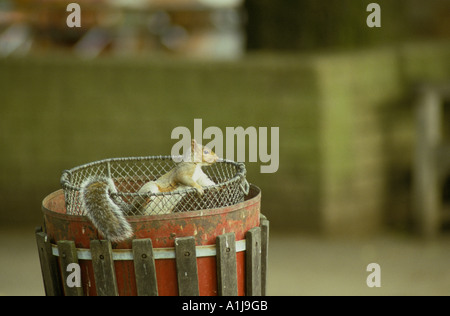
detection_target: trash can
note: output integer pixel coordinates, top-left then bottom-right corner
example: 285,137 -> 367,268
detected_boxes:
36,157 -> 269,296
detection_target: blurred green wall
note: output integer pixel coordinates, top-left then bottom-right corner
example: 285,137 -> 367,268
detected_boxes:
1,41 -> 450,235
0,55 -> 321,230
245,0 -> 449,51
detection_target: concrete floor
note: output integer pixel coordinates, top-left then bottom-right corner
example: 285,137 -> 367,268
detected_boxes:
268,231 -> 450,296
1,225 -> 450,296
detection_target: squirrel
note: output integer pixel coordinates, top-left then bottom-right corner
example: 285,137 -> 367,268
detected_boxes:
134,139 -> 218,215
79,139 -> 219,242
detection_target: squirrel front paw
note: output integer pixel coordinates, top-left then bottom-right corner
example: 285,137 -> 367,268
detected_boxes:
195,187 -> 204,196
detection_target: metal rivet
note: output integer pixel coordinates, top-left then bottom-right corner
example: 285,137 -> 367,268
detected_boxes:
226,248 -> 231,253
184,251 -> 190,257
99,255 -> 104,260
142,254 -> 147,259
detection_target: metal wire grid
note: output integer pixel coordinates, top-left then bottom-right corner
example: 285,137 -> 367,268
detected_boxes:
60,156 -> 249,216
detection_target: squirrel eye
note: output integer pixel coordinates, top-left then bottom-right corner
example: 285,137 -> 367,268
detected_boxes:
204,150 -> 209,154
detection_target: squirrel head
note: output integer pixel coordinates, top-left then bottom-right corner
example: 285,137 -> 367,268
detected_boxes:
191,139 -> 219,164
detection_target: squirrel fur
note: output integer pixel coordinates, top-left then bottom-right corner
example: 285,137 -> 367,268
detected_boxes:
80,139 -> 219,242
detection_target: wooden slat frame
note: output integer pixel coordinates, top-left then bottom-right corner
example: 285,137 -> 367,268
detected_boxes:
246,227 -> 261,296
260,216 -> 270,296
35,227 -> 62,296
57,240 -> 84,296
132,238 -> 158,296
216,232 -> 238,296
175,236 -> 199,296
90,240 -> 119,296
36,218 -> 270,297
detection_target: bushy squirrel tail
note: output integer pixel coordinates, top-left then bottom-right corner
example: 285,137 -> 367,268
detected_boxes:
80,176 -> 133,242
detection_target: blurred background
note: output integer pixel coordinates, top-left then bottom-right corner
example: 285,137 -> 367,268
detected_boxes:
1,0 -> 450,295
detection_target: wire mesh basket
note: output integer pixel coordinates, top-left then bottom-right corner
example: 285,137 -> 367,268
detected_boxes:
60,156 -> 249,216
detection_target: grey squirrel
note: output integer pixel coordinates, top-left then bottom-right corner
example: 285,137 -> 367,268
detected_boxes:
80,139 -> 219,242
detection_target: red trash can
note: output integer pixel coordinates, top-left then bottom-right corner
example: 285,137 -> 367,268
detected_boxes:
38,184 -> 267,296
36,157 -> 268,296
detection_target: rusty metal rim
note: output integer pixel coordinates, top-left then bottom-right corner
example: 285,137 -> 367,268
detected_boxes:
42,184 -> 261,222
51,239 -> 247,260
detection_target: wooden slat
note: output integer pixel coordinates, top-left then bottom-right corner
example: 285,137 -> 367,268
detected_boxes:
132,239 -> 158,296
216,232 -> 238,296
260,217 -> 270,296
35,227 -> 62,296
175,237 -> 199,296
57,240 -> 84,296
90,240 -> 118,296
246,227 -> 261,296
